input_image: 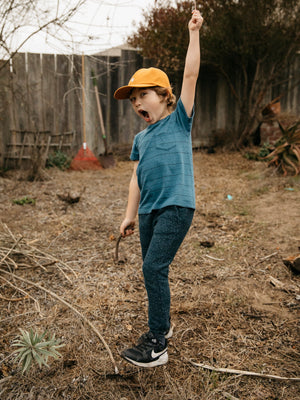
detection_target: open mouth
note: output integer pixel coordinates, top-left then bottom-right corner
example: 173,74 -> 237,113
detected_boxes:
139,109 -> 150,122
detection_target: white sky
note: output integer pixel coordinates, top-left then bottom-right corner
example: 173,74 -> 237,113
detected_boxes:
11,0 -> 160,55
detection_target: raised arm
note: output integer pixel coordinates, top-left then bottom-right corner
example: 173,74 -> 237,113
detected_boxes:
181,9 -> 203,117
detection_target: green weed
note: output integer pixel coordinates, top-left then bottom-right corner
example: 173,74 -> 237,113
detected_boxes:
12,196 -> 36,205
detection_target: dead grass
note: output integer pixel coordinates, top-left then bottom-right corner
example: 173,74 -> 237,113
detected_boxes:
0,151 -> 299,399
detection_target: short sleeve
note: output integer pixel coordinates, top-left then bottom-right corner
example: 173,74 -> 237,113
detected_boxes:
130,135 -> 139,161
176,98 -> 194,135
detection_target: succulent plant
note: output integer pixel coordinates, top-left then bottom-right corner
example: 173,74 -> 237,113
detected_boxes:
12,328 -> 64,374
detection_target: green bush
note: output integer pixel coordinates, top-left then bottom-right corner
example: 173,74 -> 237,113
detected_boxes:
46,151 -> 71,170
244,143 -> 273,161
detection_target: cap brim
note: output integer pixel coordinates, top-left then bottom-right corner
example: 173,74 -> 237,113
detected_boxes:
113,85 -> 133,100
114,83 -> 159,100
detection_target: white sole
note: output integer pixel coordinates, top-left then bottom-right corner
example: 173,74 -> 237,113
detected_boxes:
123,350 -> 168,368
165,324 -> 174,339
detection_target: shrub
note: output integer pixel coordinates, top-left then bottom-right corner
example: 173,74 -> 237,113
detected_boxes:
46,151 -> 71,170
245,143 -> 274,160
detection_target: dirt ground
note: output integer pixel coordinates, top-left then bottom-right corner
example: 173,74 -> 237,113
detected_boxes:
0,151 -> 299,400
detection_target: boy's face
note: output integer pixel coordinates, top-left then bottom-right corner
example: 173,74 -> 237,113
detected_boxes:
129,88 -> 170,125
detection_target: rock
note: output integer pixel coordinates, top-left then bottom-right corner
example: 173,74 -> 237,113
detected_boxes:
283,254 -> 300,274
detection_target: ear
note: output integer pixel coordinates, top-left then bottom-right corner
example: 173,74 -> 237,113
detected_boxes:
163,89 -> 171,102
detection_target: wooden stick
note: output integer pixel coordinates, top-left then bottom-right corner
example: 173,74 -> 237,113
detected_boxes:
26,243 -> 78,277
0,275 -> 41,313
0,294 -> 29,302
205,254 -> 224,261
252,252 -> 278,267
0,268 -> 119,374
223,393 -> 240,400
0,311 -> 38,323
0,236 -> 23,265
190,361 -> 300,381
81,53 -> 86,146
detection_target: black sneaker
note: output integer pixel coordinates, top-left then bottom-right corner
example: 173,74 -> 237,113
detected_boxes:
138,318 -> 174,344
137,324 -> 173,345
121,332 -> 168,368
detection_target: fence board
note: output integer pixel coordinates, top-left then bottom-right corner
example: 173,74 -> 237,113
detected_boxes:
116,50 -> 144,148
83,55 -> 99,155
0,62 -> 10,165
71,55 -> 83,151
55,54 -> 70,134
11,53 -> 28,131
41,54 -> 55,133
197,68 -> 218,147
27,53 -> 43,131
286,56 -> 300,115
95,55 -> 111,154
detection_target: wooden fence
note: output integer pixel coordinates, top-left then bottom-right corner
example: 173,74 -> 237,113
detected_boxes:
0,50 -> 299,168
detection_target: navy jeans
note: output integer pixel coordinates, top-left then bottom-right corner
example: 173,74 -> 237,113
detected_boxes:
138,206 -> 194,336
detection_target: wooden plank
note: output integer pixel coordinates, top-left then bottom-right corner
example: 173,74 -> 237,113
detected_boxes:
117,50 -> 144,146
11,53 -> 28,131
55,54 -> 70,135
0,61 -> 11,167
18,132 -> 28,167
71,55 -> 83,151
95,55 -> 109,155
27,53 -> 43,131
41,54 -> 55,133
43,135 -> 51,167
85,55 -> 101,154
107,55 -> 121,145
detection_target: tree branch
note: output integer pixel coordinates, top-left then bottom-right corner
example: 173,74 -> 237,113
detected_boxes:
190,361 -> 300,382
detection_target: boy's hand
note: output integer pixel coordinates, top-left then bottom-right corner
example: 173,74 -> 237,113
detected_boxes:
120,219 -> 135,237
189,9 -> 203,31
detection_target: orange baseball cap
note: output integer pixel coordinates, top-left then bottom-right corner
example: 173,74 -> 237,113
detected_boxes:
114,67 -> 172,100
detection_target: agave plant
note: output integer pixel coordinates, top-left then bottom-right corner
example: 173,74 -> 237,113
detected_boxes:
265,121 -> 300,176
12,328 -> 64,374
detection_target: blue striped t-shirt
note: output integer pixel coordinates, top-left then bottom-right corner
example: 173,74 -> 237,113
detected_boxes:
130,98 -> 195,215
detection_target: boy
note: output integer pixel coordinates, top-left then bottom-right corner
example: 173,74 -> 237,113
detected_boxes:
114,8 -> 203,367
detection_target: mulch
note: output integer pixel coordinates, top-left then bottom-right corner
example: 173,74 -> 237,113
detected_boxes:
0,152 -> 299,399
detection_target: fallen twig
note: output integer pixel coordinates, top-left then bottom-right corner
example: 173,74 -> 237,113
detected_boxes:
26,243 -> 78,278
0,236 -> 23,266
0,222 -> 77,280
252,252 -> 278,267
0,294 -> 29,302
0,311 -> 39,323
189,361 -> 300,381
205,254 -> 225,261
0,268 -> 119,374
0,275 -> 41,313
114,234 -> 122,262
222,392 -> 240,400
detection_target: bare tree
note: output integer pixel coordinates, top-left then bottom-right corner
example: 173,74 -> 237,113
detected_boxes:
0,0 -> 87,70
